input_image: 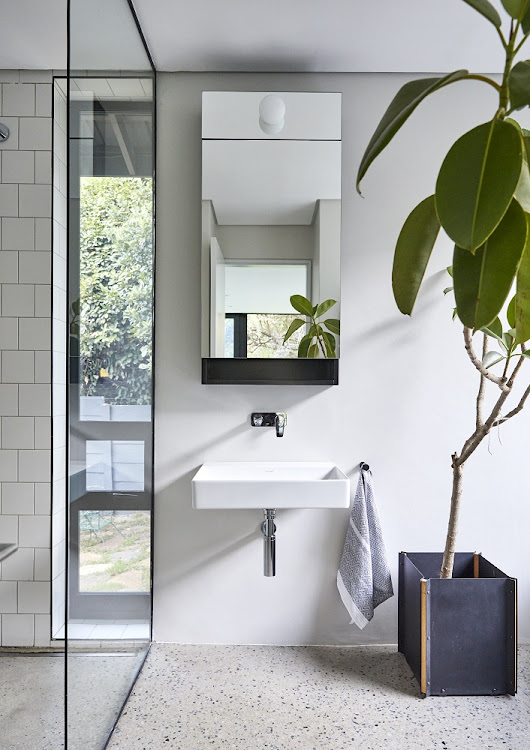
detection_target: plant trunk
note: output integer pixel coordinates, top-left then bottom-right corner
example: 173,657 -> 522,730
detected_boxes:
440,459 -> 464,579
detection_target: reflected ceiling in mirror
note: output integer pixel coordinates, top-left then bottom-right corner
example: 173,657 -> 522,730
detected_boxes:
201,91 -> 341,364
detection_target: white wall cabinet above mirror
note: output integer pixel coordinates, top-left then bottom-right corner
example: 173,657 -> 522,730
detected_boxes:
201,91 -> 341,385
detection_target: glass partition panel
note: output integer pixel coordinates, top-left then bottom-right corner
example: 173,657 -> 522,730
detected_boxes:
66,1 -> 155,748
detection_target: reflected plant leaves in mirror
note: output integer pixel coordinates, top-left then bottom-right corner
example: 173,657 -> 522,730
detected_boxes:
283,295 -> 340,358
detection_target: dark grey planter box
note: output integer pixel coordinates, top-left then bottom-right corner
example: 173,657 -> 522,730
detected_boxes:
398,552 -> 517,697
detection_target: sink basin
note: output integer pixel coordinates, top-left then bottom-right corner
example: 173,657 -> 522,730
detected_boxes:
0,543 -> 17,562
192,462 -> 350,509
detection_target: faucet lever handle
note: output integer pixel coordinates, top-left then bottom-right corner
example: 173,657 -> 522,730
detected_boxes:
275,412 -> 286,437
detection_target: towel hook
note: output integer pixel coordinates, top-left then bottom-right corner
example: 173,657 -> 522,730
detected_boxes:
360,461 -> 370,471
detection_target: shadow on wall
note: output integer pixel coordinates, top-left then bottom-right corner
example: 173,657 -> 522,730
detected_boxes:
157,423 -> 245,470
155,462 -> 362,590
305,466 -> 398,646
158,383 -> 333,417
347,269 -> 447,347
154,467 -> 263,609
192,55 -> 326,74
154,449 -> 398,644
155,387 -> 337,489
165,468 -> 259,583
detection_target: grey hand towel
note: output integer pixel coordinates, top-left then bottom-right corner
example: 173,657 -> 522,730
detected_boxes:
337,464 -> 393,629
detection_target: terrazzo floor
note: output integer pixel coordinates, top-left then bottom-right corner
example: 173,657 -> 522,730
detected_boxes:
108,644 -> 530,750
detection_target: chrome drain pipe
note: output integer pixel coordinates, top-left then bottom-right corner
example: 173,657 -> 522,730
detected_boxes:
261,509 -> 276,577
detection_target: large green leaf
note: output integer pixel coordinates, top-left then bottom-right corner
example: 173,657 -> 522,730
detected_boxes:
324,319 -> 340,335
392,195 -> 441,315
523,2 -> 530,31
515,213 -> 530,342
461,0 -> 502,27
290,294 -> 313,317
509,61 -> 530,110
501,0 -> 530,31
315,299 -> 336,318
436,120 -> 523,252
356,70 -> 469,193
501,0 -> 530,18
453,200 -> 527,329
283,318 -> 305,343
307,343 -> 319,358
298,335 -> 312,358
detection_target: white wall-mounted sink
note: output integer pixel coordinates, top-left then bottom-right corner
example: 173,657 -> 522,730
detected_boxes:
192,462 -> 350,509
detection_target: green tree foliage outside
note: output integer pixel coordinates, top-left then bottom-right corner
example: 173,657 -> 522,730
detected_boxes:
79,177 -> 153,405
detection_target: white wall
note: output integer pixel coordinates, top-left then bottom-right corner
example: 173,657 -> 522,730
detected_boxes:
154,72 -> 530,645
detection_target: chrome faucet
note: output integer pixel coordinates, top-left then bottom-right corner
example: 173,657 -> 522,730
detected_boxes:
275,413 -> 286,437
251,412 -> 287,437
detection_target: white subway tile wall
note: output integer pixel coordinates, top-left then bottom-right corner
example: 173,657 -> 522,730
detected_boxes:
19,383 -> 51,415
2,217 -> 35,250
2,483 -> 34,514
2,547 -> 35,580
35,351 -> 52,383
2,613 -> 35,646
2,284 -> 36,317
0,73 -> 55,647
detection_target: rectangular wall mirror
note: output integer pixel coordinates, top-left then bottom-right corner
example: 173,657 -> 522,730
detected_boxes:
201,91 -> 341,385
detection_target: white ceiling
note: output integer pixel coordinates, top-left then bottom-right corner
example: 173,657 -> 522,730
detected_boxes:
0,0 -> 511,73
0,0 -> 66,70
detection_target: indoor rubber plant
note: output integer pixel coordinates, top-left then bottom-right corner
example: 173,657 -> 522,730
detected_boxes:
357,0 -> 530,695
358,0 -> 530,579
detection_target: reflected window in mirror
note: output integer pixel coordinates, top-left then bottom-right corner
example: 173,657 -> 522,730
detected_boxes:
222,262 -> 309,358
